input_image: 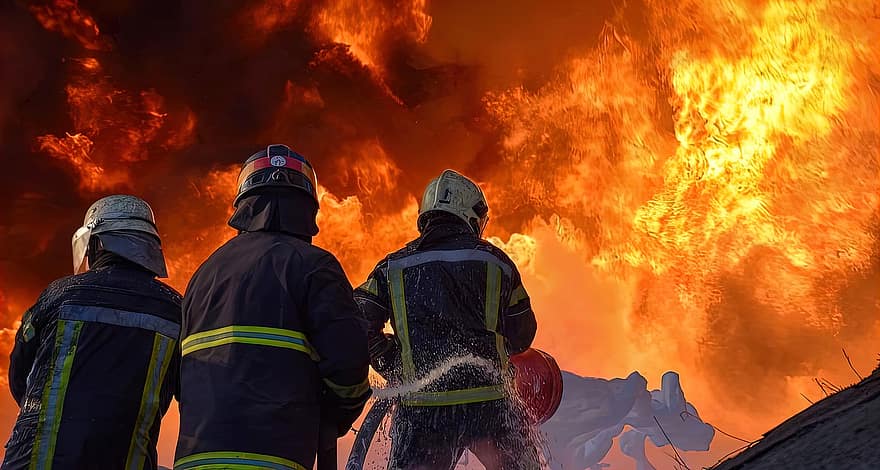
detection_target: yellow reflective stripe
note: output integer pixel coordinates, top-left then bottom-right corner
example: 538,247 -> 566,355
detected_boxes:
485,263 -> 507,372
402,385 -> 506,406
174,451 -> 306,470
508,285 -> 528,307
180,326 -> 314,359
31,320 -> 83,470
323,377 -> 371,399
177,465 -> 285,470
182,325 -> 307,345
126,333 -> 175,470
388,268 -> 415,379
182,336 -> 312,356
357,277 -> 379,296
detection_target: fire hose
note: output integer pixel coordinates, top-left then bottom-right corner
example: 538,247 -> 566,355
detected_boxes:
345,348 -> 563,470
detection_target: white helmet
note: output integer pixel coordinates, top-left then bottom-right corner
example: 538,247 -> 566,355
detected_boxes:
418,169 -> 489,236
72,195 -> 167,276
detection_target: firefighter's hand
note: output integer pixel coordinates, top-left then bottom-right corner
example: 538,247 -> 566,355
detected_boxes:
369,333 -> 401,380
321,388 -> 371,437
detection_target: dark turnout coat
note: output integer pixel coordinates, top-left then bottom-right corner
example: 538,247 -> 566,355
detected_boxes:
354,216 -> 537,405
354,216 -> 541,468
2,257 -> 182,470
174,229 -> 371,470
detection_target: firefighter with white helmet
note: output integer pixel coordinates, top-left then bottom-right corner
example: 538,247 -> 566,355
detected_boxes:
71,195 -> 169,276
418,169 -> 491,236
354,169 -> 540,469
3,195 -> 181,470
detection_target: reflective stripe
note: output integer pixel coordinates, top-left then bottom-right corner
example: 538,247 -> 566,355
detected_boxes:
399,261 -> 508,407
402,385 -> 506,406
174,451 -> 306,470
181,326 -> 313,358
389,255 -> 509,405
388,249 -> 512,277
126,333 -> 176,470
357,277 -> 379,296
21,308 -> 36,342
324,378 -> 371,399
508,284 -> 528,307
388,268 -> 415,379
485,262 -> 508,372
30,320 -> 83,470
60,304 -> 180,339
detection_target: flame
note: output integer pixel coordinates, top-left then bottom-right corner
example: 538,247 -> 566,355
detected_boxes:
5,0 -> 880,465
35,133 -> 128,191
243,0 -> 301,40
29,0 -> 111,51
485,0 -> 880,434
162,164 -> 417,291
313,0 -> 431,68
36,58 -> 196,191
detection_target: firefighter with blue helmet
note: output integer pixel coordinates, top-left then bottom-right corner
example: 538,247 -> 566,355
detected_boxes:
3,195 -> 181,470
174,144 -> 371,470
354,170 -> 540,470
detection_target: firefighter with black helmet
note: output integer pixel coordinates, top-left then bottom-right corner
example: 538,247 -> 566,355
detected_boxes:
3,195 -> 182,470
354,170 -> 540,470
175,144 -> 371,470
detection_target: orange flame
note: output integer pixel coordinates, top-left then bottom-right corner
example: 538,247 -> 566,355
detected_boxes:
29,0 -> 111,51
36,58 -> 196,192
485,0 -> 880,436
313,0 -> 431,68
9,0 -> 880,465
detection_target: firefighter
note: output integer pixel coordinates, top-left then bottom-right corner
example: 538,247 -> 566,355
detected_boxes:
354,169 -> 540,470
174,144 -> 371,470
3,195 -> 181,470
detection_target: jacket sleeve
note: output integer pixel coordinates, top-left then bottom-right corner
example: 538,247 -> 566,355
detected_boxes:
9,299 -> 45,405
352,263 -> 399,379
501,267 -> 537,355
303,254 -> 372,436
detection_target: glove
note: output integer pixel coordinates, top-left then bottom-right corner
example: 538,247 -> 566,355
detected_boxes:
321,386 -> 372,437
368,333 -> 401,381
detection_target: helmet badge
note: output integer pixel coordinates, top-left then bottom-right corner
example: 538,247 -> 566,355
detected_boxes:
270,155 -> 287,167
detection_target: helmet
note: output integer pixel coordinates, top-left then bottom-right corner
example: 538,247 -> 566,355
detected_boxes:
234,144 -> 318,207
418,169 -> 489,236
71,195 -> 167,276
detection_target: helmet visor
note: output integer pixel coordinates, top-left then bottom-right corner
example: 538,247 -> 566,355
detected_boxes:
476,215 -> 489,236
72,225 -> 92,274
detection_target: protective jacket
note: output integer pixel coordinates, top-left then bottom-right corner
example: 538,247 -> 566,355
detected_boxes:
3,254 -> 182,470
354,214 -> 537,406
174,191 -> 371,470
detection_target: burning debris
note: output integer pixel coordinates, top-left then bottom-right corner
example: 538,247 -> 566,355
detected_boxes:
541,371 -> 714,470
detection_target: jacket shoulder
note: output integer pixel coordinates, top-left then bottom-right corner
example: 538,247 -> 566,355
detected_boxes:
31,274 -> 78,312
477,239 -> 520,274
372,245 -> 414,276
149,279 -> 183,305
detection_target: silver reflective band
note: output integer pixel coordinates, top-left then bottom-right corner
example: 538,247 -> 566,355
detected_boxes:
387,249 -> 511,277
60,304 -> 180,339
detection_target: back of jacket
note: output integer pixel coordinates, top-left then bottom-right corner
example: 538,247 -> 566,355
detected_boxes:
354,219 -> 537,407
3,261 -> 182,470
175,231 -> 370,470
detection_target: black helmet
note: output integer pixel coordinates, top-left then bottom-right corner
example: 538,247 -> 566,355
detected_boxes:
234,144 -> 318,207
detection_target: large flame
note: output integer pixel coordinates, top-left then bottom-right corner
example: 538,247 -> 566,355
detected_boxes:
2,0 -> 878,466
